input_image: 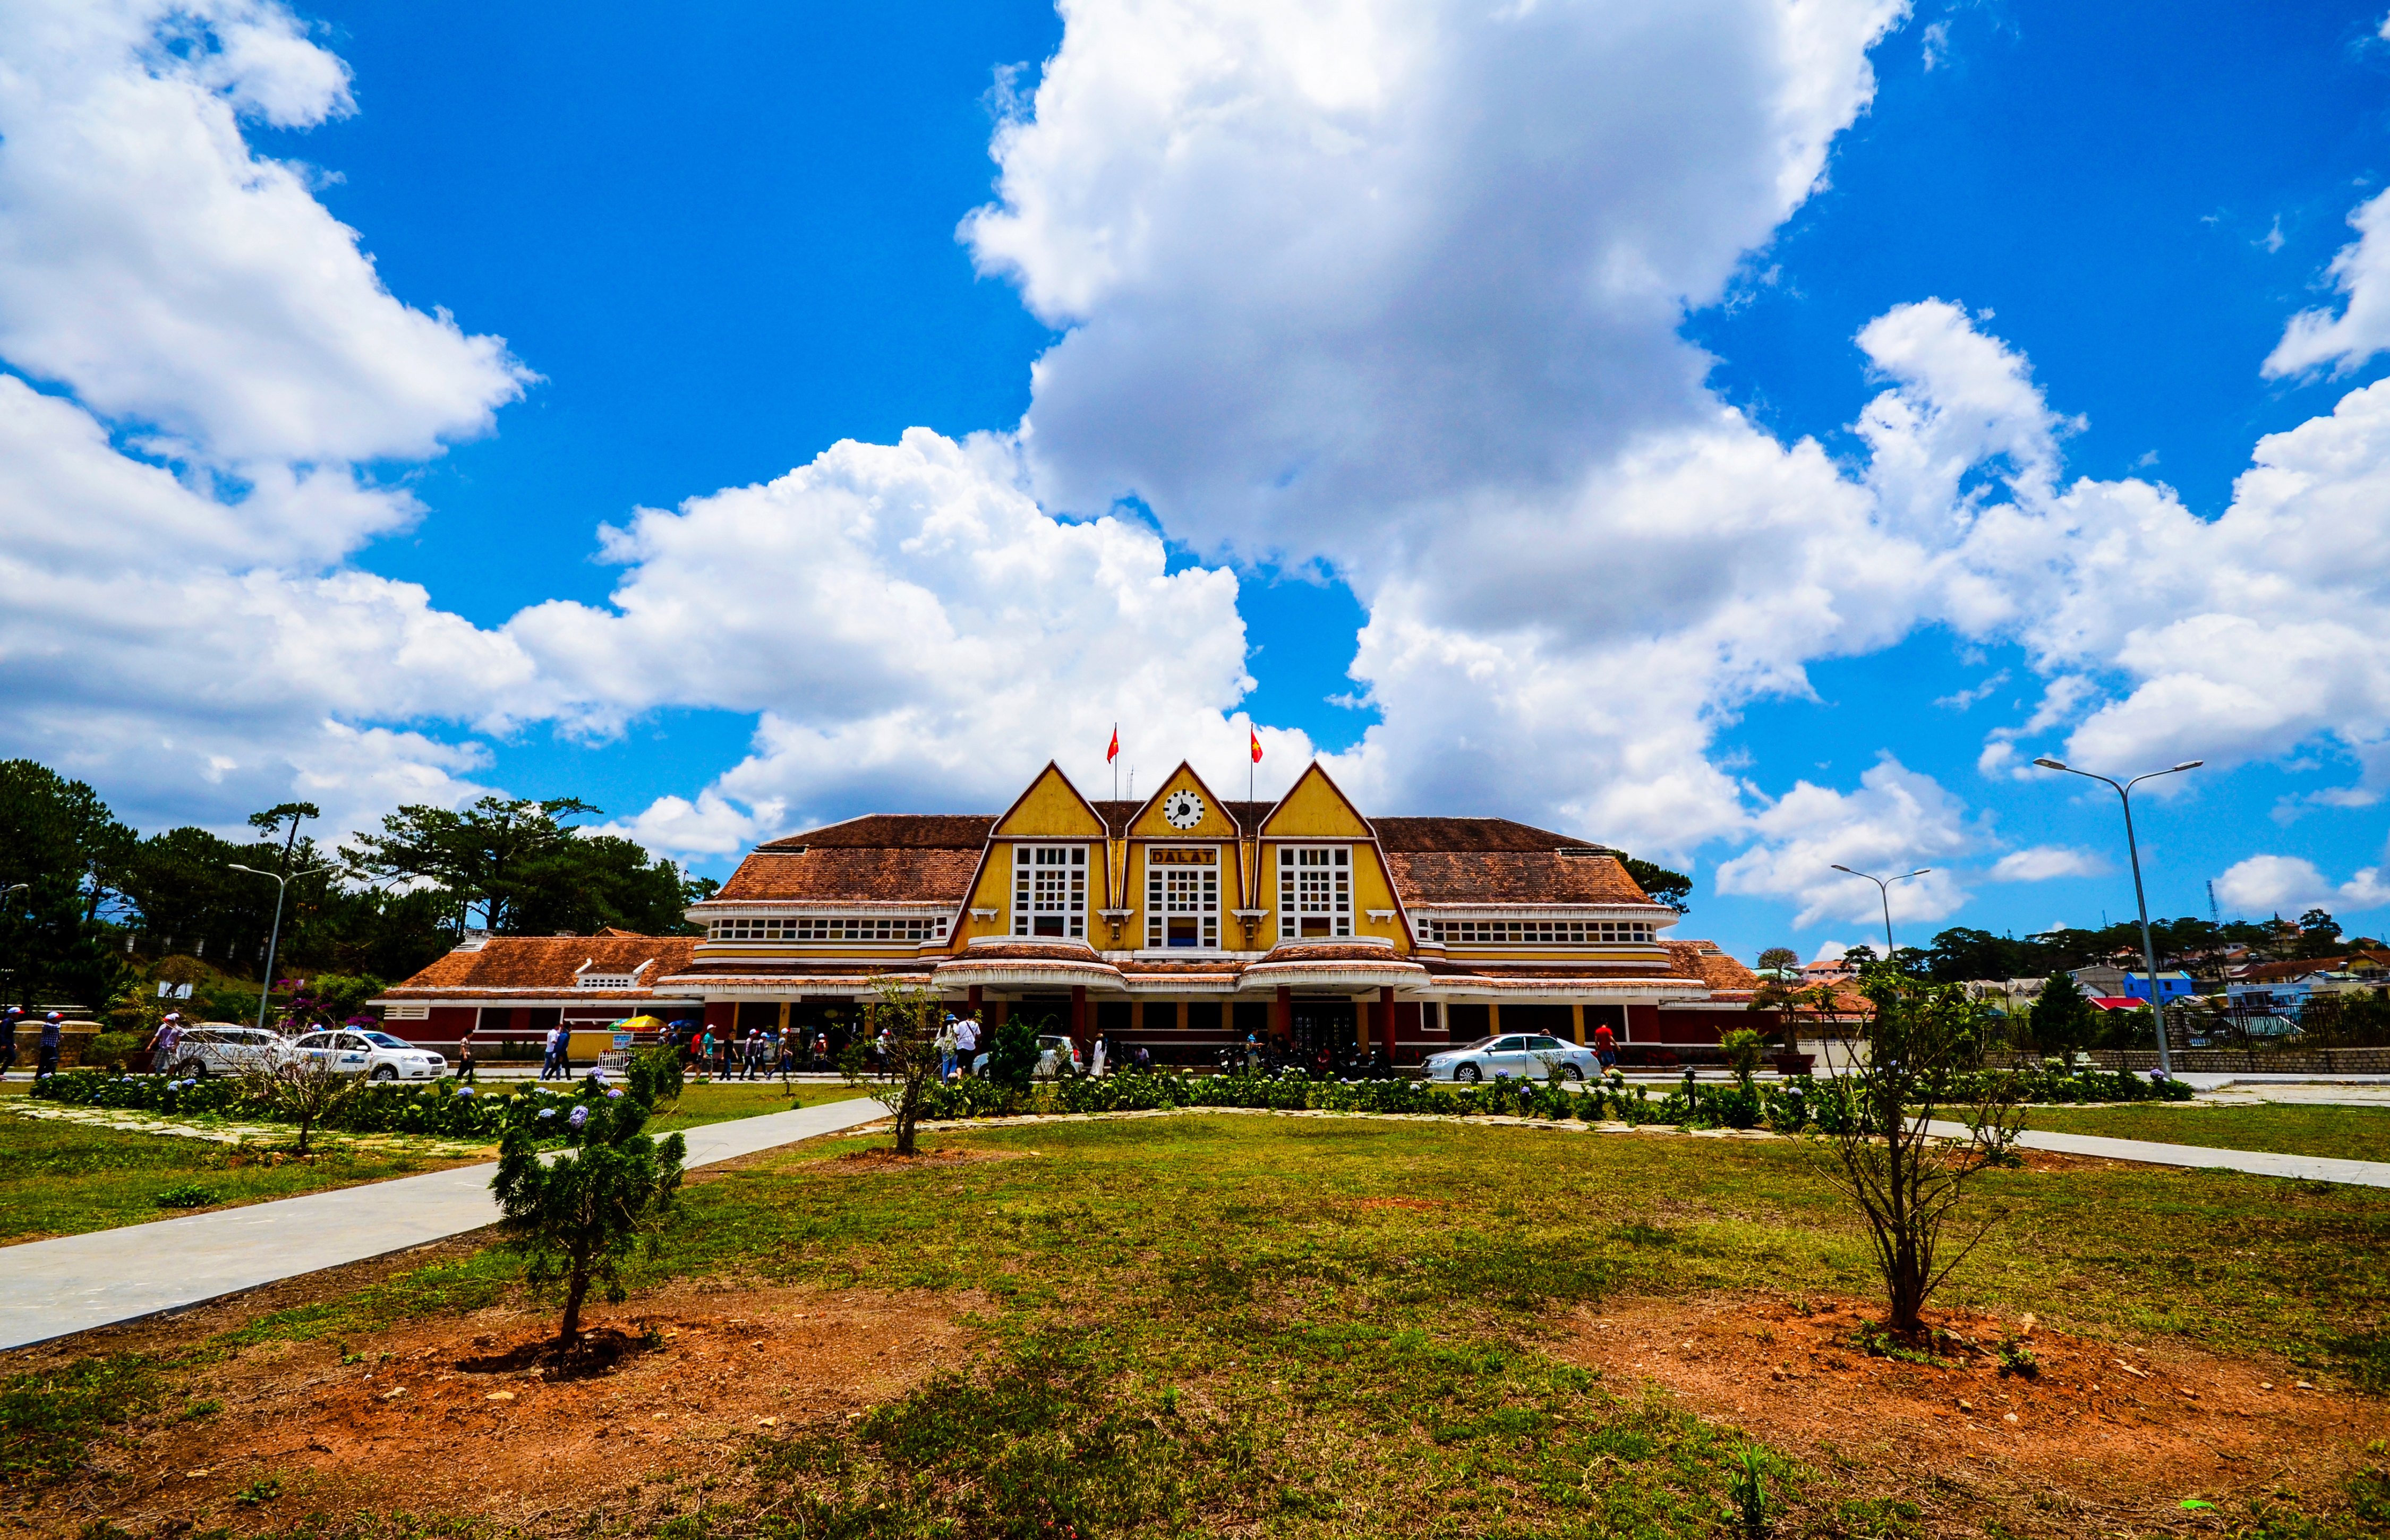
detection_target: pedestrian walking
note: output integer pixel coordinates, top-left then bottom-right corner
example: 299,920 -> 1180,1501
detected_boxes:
1593,1022 -> 1618,1072
147,1012 -> 184,1073
36,1011 -> 64,1078
936,1016 -> 958,1081
456,1041 -> 477,1082
743,1028 -> 765,1080
696,1026 -> 716,1079
954,1013 -> 979,1076
811,1030 -> 829,1071
0,1005 -> 19,1077
775,1030 -> 795,1080
540,1022 -> 568,1081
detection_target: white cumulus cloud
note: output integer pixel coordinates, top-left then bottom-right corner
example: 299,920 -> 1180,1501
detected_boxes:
2263,187 -> 2390,379
2214,854 -> 2390,917
1986,845 -> 2104,882
1713,756 -> 1977,929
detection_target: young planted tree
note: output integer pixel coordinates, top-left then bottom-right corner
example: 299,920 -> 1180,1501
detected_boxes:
491,1087 -> 687,1350
841,978 -> 943,1155
238,1053 -> 364,1156
1819,971 -> 2020,1336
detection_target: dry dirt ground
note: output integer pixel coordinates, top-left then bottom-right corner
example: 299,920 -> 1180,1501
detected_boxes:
1560,1292 -> 2390,1533
28,1281 -> 979,1537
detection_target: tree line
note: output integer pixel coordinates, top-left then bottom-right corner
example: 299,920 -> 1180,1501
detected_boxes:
1757,910 -> 2368,989
1,758 -> 715,1011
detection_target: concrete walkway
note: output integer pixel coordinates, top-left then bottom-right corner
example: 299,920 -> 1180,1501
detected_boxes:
1924,1120 -> 2390,1188
0,1096 -> 888,1353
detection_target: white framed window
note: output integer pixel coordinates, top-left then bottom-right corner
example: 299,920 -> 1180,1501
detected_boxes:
707,916 -> 949,943
1146,846 -> 1220,948
1277,845 -> 1351,939
1421,918 -> 1654,946
1012,844 -> 1088,938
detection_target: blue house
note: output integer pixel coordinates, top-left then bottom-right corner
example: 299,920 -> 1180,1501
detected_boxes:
2121,970 -> 2198,1005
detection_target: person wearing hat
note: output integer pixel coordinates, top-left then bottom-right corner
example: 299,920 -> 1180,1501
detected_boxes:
1,1005 -> 20,1077
36,1011 -> 64,1078
148,1012 -> 186,1074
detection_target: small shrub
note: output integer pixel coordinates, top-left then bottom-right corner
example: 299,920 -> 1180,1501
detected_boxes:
152,1183 -> 223,1209
1996,1336 -> 2038,1378
492,1081 -> 687,1348
232,1475 -> 282,1507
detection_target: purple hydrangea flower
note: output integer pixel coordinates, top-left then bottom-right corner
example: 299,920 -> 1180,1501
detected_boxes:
456,1086 -> 474,1098
537,1107 -> 556,1119
607,1088 -> 624,1099
568,1105 -> 590,1131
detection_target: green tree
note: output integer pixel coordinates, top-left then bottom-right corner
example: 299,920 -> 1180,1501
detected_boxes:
2026,970 -> 2101,1061
1817,971 -> 2020,1334
344,796 -> 697,938
2296,908 -> 2345,960
1754,946 -> 1800,975
984,1015 -> 1041,1091
0,760 -> 135,1007
1719,1027 -> 1765,1087
491,1084 -> 687,1350
1620,856 -> 1692,914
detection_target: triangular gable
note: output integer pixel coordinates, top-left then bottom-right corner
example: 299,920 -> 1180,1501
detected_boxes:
1258,760 -> 1372,840
1126,760 -> 1243,840
988,762 -> 1107,839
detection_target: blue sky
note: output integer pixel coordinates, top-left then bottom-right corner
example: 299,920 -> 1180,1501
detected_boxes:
7,0 -> 2390,961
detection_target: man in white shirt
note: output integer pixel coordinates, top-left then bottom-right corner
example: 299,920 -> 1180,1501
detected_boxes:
954,1014 -> 980,1076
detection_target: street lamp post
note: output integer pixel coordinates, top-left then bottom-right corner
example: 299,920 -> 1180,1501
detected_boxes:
2032,757 -> 2202,1076
228,863 -> 336,1033
1829,865 -> 1932,962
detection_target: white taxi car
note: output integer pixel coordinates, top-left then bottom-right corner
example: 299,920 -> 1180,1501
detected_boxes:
159,1024 -> 293,1078
289,1029 -> 449,1081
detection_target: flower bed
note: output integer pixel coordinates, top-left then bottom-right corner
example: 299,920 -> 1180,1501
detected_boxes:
910,1062 -> 2191,1132
29,1070 -> 608,1142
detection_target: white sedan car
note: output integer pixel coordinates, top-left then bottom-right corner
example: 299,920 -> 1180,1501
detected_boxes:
1423,1033 -> 1597,1084
160,1024 -> 292,1078
289,1029 -> 449,1081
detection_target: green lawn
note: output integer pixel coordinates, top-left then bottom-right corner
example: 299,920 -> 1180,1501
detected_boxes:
0,1081 -> 868,1246
2019,1101 -> 2390,1164
646,1079 -> 870,1134
0,1116 -> 477,1245
68,1110 -> 2385,1540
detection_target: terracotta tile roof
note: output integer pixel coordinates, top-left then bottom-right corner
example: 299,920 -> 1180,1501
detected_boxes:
950,942 -> 1105,963
716,845 -> 984,904
1370,816 -> 1605,853
758,814 -> 994,850
1385,849 -> 1651,906
383,935 -> 700,996
1255,943 -> 1409,964
1666,941 -> 1760,993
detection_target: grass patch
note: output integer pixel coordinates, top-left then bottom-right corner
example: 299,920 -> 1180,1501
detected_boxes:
645,1080 -> 867,1135
2016,1102 -> 2390,1163
25,1112 -> 2390,1536
0,1117 -> 466,1244
0,1356 -> 166,1484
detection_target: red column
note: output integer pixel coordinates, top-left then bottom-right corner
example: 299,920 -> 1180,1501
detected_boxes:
967,985 -> 983,1022
704,1000 -> 736,1035
1070,985 -> 1088,1054
1273,985 -> 1292,1040
1380,985 -> 1398,1059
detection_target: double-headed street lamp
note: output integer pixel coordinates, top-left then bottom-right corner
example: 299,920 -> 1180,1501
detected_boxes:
2031,757 -> 2202,1077
228,863 -> 338,1033
1830,865 -> 1933,962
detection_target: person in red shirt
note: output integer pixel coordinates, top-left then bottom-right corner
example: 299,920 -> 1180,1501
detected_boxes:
1593,1022 -> 1618,1071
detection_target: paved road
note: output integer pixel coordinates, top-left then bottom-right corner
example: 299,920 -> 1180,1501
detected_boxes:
1924,1119 -> 2390,1188
0,1096 -> 888,1353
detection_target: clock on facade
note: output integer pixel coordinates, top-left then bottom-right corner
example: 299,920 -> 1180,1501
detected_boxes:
1163,789 -> 1205,828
